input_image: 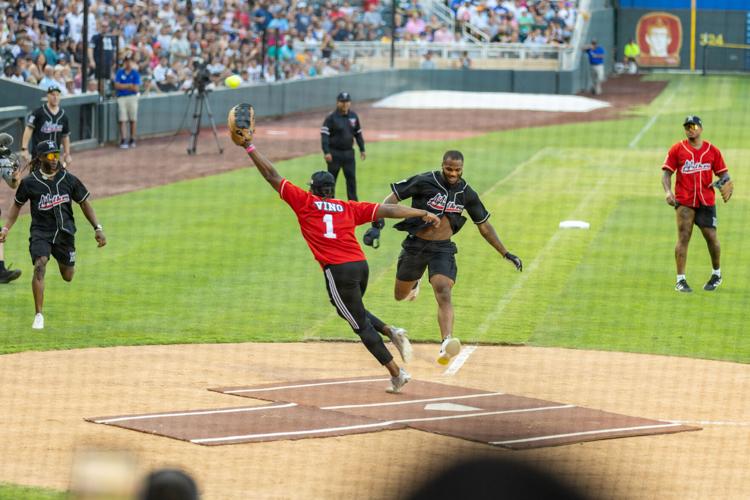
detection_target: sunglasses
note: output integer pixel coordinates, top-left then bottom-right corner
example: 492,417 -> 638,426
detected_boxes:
45,152 -> 60,160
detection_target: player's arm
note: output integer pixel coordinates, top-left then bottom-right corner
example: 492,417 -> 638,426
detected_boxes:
662,169 -> 676,206
21,124 -> 33,161
354,114 -> 365,160
0,203 -> 22,242
79,199 -> 106,247
477,221 -> 523,271
321,115 -> 332,162
246,145 -> 283,192
62,134 -> 72,166
376,204 -> 439,227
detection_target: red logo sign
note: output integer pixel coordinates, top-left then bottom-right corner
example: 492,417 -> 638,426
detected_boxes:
636,12 -> 682,67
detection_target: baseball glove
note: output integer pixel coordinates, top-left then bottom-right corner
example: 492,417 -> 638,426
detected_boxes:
228,103 -> 255,147
713,176 -> 733,203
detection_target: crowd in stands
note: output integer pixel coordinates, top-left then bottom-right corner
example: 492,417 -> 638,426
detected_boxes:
0,0 -> 577,96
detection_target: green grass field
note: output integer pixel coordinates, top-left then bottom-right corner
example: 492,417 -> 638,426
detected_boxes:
2,74 -> 748,363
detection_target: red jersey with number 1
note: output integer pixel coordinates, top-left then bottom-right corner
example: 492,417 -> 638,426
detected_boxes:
662,140 -> 728,208
279,178 -> 380,267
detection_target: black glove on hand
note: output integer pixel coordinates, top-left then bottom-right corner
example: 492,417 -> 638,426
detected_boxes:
363,227 -> 381,248
504,252 -> 523,272
372,218 -> 385,230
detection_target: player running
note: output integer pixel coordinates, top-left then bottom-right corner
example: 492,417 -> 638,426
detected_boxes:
373,151 -> 523,365
236,129 -> 440,394
662,115 -> 732,292
0,140 -> 107,329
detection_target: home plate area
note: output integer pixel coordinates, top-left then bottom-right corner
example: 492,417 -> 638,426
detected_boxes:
86,377 -> 699,450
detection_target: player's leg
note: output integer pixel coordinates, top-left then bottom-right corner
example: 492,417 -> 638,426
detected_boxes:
674,206 -> 696,290
323,262 -> 399,376
128,98 -> 138,146
29,235 -> 53,321
696,206 -> 722,291
427,244 -> 460,364
361,265 -> 413,363
394,239 -> 428,301
341,151 -> 357,201
52,234 -> 76,282
118,98 -> 129,148
0,242 -> 22,283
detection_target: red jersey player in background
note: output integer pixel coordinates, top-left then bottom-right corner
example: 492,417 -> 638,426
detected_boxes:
662,115 -> 731,292
240,140 -> 440,394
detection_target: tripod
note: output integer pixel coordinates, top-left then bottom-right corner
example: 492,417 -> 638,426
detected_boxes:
186,87 -> 223,156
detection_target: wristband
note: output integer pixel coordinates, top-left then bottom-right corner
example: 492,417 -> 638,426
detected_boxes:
94,224 -> 103,232
245,144 -> 256,154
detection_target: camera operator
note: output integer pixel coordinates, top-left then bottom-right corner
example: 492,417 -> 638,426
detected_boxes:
113,56 -> 141,149
0,133 -> 23,284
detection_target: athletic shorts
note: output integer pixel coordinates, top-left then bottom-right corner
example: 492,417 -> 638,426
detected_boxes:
677,203 -> 717,229
29,231 -> 76,267
396,235 -> 457,282
117,94 -> 139,122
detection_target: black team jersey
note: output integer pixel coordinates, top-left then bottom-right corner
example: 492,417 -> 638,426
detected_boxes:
321,110 -> 365,153
14,169 -> 90,236
26,105 -> 70,152
390,171 -> 490,235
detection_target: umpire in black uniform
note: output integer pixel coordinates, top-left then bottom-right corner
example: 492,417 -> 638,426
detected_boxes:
321,91 -> 366,201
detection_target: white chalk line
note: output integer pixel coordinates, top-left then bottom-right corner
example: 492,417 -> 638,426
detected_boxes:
94,402 -> 298,424
477,176 -> 608,336
224,377 -> 389,394
491,422 -> 683,445
321,390 -> 502,410
191,404 -> 574,444
442,345 -> 477,376
628,79 -> 681,149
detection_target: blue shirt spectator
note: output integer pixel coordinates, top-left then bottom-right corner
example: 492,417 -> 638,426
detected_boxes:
114,60 -> 141,97
586,43 -> 605,65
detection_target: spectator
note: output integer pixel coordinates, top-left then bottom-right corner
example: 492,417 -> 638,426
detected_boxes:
421,51 -> 436,69
279,38 -> 296,61
458,50 -> 471,69
583,39 -> 605,95
624,38 -> 640,74
113,57 -> 140,148
37,64 -> 57,91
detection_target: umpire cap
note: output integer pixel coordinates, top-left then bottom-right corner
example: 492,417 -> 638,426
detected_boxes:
683,115 -> 703,127
336,91 -> 351,102
309,171 -> 336,198
36,140 -> 60,156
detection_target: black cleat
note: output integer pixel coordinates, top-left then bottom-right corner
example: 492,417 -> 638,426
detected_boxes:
0,268 -> 22,284
675,279 -> 692,293
703,274 -> 722,291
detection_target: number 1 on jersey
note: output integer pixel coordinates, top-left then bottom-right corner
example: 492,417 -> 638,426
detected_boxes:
323,214 -> 337,239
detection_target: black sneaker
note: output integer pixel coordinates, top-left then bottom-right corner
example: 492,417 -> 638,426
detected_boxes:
675,279 -> 692,293
0,268 -> 22,283
703,274 -> 722,291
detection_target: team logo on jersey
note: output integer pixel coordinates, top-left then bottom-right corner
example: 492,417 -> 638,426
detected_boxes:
313,200 -> 344,212
681,160 -> 711,174
426,193 -> 464,213
38,193 -> 70,210
40,120 -> 64,134
349,118 -> 357,128
69,251 -> 76,263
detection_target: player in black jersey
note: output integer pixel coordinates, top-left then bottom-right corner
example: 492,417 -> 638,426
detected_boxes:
20,86 -> 72,166
320,91 -> 365,201
377,150 -> 523,365
0,141 -> 106,330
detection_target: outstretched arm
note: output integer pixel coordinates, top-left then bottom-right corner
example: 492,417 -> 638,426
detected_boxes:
245,145 -> 283,192
477,220 -> 522,271
376,204 -> 439,227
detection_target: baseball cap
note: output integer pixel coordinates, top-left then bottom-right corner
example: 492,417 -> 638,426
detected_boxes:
683,115 -> 703,127
47,84 -> 62,94
36,140 -> 60,156
336,91 -> 351,102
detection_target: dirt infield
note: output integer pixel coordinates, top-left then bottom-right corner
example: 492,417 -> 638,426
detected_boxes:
1,344 -> 749,498
4,75 -> 749,499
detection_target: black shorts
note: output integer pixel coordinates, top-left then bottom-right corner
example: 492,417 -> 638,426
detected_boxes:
396,235 -> 457,282
677,204 -> 717,228
29,231 -> 76,266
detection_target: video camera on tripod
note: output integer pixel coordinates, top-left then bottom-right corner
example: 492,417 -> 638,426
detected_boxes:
0,133 -> 22,188
190,57 -> 213,94
184,57 -> 223,156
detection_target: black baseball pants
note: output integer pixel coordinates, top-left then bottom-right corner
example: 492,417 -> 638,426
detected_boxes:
327,148 -> 357,201
323,260 -> 393,365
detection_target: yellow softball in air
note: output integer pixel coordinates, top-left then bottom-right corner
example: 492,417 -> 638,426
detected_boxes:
225,75 -> 242,89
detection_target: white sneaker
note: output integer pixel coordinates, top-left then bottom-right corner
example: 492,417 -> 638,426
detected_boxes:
32,313 -> 44,330
386,368 -> 411,394
437,336 -> 461,365
405,279 -> 421,301
390,326 -> 413,363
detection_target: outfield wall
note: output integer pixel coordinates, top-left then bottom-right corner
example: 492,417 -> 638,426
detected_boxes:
616,2 -> 750,71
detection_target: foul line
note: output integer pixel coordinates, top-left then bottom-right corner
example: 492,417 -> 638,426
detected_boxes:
93,403 -> 298,424
669,419 -> 750,427
491,423 -> 683,445
321,391 -> 503,410
477,176 -> 607,336
191,404 -> 574,444
223,377 -> 390,394
628,80 -> 681,149
442,346 -> 477,376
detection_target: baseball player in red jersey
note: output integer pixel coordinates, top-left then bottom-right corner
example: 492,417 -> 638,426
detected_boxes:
240,141 -> 440,393
662,115 -> 730,292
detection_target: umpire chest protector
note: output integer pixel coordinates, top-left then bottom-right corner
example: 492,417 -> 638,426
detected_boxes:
390,171 -> 490,235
